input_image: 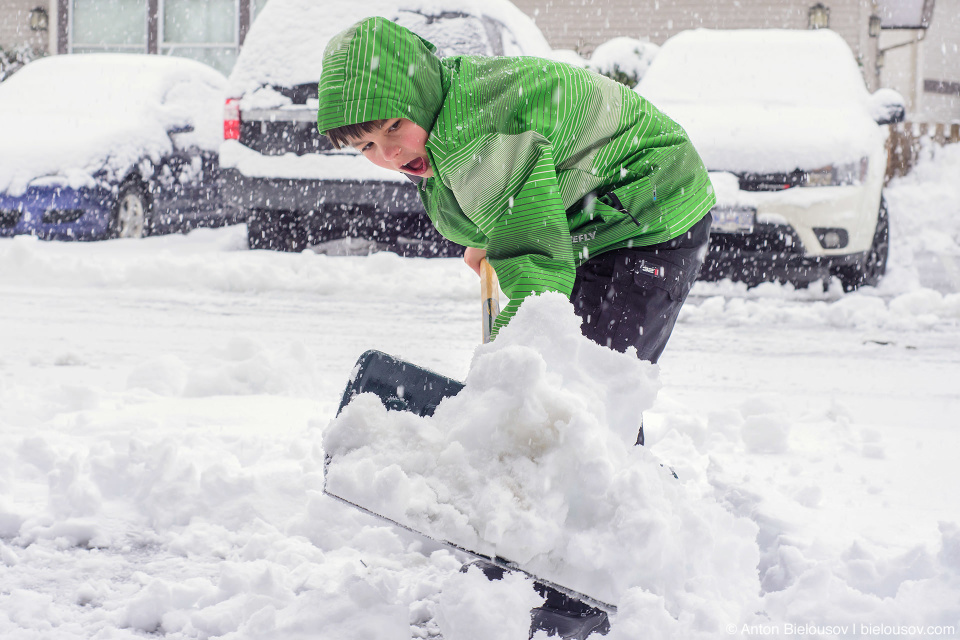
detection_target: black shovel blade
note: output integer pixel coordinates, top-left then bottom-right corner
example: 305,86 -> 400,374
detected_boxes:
337,350 -> 465,418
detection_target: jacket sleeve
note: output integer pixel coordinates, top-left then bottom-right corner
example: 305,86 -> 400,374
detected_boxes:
441,131 -> 576,338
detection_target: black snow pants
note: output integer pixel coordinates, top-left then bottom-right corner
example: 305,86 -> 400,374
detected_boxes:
570,212 -> 712,364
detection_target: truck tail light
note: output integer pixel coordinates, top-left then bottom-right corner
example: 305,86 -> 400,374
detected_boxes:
224,98 -> 241,140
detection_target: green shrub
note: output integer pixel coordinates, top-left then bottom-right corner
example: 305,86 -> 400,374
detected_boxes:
597,63 -> 641,88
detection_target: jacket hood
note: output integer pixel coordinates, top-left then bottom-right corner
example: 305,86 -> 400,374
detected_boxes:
317,17 -> 444,136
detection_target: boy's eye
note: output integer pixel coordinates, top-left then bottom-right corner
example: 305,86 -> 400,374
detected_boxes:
388,120 -> 401,131
361,142 -> 372,152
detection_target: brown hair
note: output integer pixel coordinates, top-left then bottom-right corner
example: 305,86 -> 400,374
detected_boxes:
324,119 -> 387,149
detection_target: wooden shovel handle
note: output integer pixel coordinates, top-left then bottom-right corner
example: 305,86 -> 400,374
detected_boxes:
480,258 -> 500,344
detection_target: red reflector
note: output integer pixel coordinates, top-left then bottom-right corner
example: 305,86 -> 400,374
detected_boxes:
223,98 -> 241,140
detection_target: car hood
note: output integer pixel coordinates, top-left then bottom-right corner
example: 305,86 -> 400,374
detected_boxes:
649,102 -> 884,174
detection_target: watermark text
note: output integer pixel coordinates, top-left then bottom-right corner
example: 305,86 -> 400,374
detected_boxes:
726,622 -> 958,637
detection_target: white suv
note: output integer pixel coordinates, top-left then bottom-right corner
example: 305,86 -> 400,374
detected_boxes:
638,29 -> 905,291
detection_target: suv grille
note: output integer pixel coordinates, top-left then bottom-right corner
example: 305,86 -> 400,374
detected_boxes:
738,170 -> 806,192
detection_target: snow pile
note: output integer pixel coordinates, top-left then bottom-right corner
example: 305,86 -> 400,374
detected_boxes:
691,397 -> 960,638
680,285 -> 960,331
0,54 -> 225,196
760,522 -> 960,633
1,216 -> 956,334
0,229 -> 476,302
0,405 -> 420,639
325,292 -> 761,624
437,566 -> 544,640
127,335 -> 321,398
884,142 -> 960,291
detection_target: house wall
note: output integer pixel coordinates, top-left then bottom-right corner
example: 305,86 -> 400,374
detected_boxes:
510,0 -> 867,55
0,0 -> 52,53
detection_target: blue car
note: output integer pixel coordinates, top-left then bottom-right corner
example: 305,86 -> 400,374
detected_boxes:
0,53 -> 232,240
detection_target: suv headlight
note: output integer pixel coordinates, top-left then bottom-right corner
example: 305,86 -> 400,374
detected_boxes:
803,157 -> 869,187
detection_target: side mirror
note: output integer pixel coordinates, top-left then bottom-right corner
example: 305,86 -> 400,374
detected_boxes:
869,88 -> 906,125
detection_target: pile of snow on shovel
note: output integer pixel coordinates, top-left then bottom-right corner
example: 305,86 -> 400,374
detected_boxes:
324,291 -> 762,632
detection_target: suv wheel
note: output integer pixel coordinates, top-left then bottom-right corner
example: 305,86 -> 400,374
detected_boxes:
247,210 -> 307,251
836,197 -> 889,292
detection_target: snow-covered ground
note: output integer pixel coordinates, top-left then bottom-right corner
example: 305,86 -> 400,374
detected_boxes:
1,144 -> 959,639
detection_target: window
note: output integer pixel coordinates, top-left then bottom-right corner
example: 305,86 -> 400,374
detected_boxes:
71,0 -> 148,53
160,0 -> 238,74
68,0 -> 245,74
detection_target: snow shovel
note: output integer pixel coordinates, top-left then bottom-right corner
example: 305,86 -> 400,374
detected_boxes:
326,259 -> 615,636
335,258 -> 498,418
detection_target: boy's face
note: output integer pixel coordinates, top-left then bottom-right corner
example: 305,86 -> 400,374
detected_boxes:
347,118 -> 433,178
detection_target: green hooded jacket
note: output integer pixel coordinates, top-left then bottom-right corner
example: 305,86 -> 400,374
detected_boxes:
318,17 -> 715,337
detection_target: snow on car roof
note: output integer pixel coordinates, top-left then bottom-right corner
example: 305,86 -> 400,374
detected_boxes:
637,29 -> 883,173
1,53 -> 225,119
0,54 -> 226,197
639,28 -> 870,107
226,0 -> 552,97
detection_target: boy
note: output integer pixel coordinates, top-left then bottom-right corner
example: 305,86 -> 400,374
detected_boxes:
317,17 -> 714,365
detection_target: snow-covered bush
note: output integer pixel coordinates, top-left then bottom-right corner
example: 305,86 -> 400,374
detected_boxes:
588,37 -> 658,88
0,44 -> 43,82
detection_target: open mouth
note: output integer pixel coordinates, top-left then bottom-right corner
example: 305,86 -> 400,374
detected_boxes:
402,157 -> 428,175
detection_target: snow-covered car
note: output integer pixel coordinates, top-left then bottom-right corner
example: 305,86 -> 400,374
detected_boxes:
0,54 -> 232,241
638,29 -> 905,290
219,0 -> 554,253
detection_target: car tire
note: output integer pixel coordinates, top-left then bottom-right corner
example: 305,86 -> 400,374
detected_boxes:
110,179 -> 152,239
836,197 -> 889,292
247,209 -> 307,251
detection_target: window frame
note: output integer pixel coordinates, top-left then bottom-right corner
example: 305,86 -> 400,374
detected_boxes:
60,0 -> 255,65
67,0 -> 150,54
